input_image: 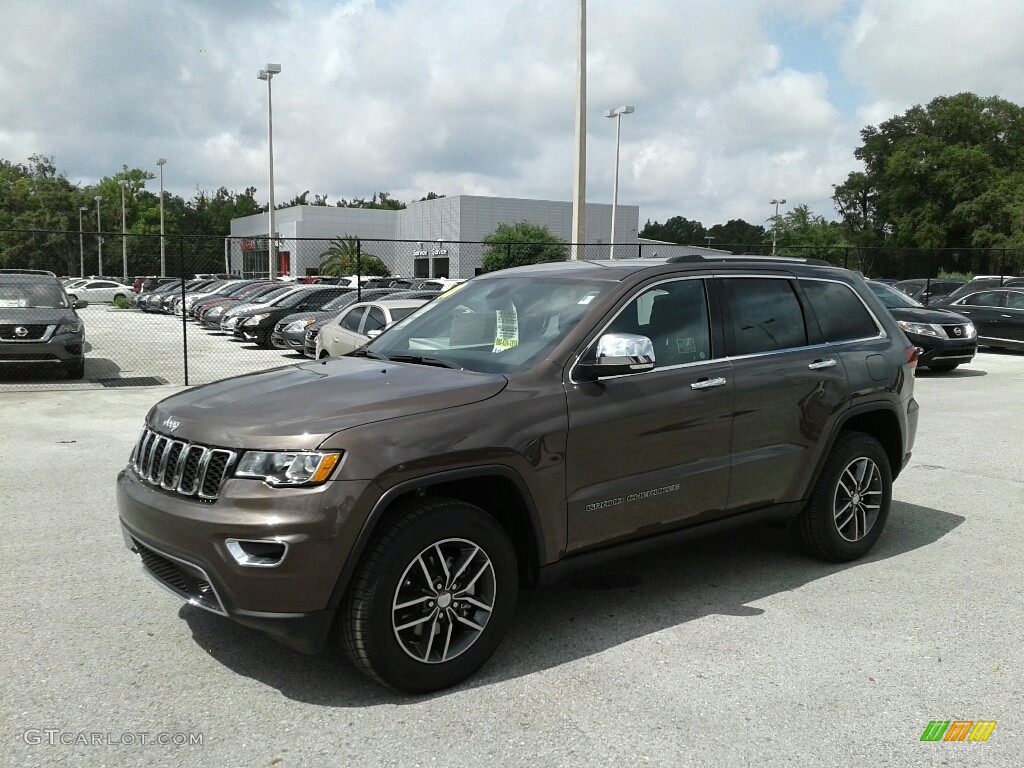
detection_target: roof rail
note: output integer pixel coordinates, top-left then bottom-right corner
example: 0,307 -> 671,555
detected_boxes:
666,254 -> 832,267
0,268 -> 58,276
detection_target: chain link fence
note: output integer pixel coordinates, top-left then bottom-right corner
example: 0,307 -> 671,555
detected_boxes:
2,229 -> 1022,391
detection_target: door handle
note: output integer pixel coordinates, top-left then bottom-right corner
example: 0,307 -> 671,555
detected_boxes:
808,358 -> 837,370
691,377 -> 727,390
1000,314 -> 1012,318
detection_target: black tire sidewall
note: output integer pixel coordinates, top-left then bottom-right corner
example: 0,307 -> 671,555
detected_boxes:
345,501 -> 518,693
801,433 -> 892,562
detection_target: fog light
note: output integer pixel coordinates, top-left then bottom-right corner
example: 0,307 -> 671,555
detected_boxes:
225,539 -> 288,568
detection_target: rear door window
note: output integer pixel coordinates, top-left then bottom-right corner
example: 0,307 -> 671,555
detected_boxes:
801,280 -> 880,342
722,277 -> 808,356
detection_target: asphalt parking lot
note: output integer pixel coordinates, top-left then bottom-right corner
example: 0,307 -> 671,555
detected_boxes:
2,350 -> 1023,767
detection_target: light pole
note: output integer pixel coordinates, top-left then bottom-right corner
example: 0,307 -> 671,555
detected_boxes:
570,0 -> 586,259
770,198 -> 786,255
94,195 -> 103,276
157,158 -> 167,276
78,207 -> 88,277
257,63 -> 282,279
704,236 -> 714,248
119,180 -> 130,281
605,104 -> 634,259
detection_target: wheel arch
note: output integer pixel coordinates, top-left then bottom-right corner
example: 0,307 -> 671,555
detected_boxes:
325,465 -> 546,616
811,404 -> 905,493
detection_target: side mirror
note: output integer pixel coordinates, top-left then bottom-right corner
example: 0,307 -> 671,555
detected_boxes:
74,298 -> 89,309
575,333 -> 655,381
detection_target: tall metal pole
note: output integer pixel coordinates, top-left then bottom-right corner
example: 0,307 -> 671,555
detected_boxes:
78,207 -> 87,277
95,196 -> 103,276
570,0 -> 587,259
120,180 -> 129,281
157,159 -> 167,276
259,64 -> 282,280
770,198 -> 787,255
605,105 -> 634,260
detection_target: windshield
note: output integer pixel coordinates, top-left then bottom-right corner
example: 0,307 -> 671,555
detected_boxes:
367,275 -> 612,373
0,282 -> 70,309
869,282 -> 922,309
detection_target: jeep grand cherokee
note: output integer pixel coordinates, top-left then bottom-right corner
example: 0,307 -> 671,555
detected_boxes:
117,255 -> 919,693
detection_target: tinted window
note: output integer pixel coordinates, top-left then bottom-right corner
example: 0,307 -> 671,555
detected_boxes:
958,291 -> 1002,307
724,278 -> 807,355
364,306 -> 387,332
608,279 -> 712,367
804,280 -> 880,341
340,307 -> 365,332
1005,292 -> 1024,309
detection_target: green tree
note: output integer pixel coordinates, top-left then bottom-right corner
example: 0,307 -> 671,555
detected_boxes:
320,236 -> 390,276
833,92 -> 1024,254
771,205 -> 852,264
707,219 -> 766,248
480,221 -> 568,272
0,155 -> 82,272
639,216 -> 706,244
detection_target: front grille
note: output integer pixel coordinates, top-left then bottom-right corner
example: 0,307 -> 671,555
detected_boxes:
0,324 -> 52,341
130,536 -> 226,615
132,427 -> 236,500
940,324 -> 971,339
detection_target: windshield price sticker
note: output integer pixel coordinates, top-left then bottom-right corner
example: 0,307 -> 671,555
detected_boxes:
493,306 -> 519,352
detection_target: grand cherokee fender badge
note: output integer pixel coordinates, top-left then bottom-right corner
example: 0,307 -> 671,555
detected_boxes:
162,416 -> 181,432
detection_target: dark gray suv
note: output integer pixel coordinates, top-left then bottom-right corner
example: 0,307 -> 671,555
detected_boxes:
117,256 -> 919,692
0,270 -> 86,379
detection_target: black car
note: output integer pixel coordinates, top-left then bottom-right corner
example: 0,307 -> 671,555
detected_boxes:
940,287 -> 1024,351
867,281 -> 977,372
932,276 -> 1024,306
893,278 -> 965,305
233,286 -> 354,347
0,272 -> 87,379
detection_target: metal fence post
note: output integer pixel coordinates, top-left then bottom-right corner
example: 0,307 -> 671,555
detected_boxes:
180,236 -> 189,387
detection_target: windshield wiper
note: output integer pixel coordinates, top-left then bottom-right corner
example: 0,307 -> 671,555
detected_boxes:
385,354 -> 461,369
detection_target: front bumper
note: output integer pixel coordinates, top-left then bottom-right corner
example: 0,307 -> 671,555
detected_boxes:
0,334 -> 84,367
116,468 -> 371,653
910,335 -> 978,367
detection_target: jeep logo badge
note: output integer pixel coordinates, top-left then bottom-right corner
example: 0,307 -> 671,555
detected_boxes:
162,416 -> 181,432
14,326 -> 28,337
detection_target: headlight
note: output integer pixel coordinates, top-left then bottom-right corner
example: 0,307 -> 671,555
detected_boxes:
284,319 -> 313,332
56,322 -> 82,334
243,314 -> 269,326
964,322 -> 977,339
897,320 -> 941,339
235,451 -> 342,486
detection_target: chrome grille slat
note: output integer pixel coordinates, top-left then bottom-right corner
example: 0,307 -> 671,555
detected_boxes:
132,427 -> 236,501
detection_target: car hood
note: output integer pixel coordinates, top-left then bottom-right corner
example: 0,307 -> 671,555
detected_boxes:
885,306 -> 971,324
147,357 -> 508,449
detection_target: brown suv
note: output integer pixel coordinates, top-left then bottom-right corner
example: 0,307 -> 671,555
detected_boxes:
117,256 -> 919,693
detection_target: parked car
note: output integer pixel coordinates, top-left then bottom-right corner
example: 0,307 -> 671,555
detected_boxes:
893,278 -> 965,305
297,289 -> 402,357
0,271 -> 86,378
232,287 -> 353,347
866,281 -> 977,372
138,276 -> 178,293
940,288 -> 1024,351
117,254 -> 919,693
65,279 -> 131,304
932,276 -> 1024,306
315,298 -> 429,358
197,283 -> 290,327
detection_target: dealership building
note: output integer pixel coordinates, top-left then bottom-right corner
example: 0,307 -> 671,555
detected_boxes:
229,194 -> 643,279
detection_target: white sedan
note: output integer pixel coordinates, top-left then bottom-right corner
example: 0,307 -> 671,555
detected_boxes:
316,299 -> 428,358
65,279 -> 131,304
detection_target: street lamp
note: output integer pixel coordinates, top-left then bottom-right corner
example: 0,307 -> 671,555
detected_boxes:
78,207 -> 88,277
704,236 -> 715,248
119,180 -> 130,281
257,63 -> 282,279
604,105 -> 634,260
157,158 -> 167,276
94,195 -> 103,276
770,198 -> 787,255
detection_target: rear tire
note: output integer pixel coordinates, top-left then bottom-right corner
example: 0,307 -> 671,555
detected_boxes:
339,498 -> 518,693
793,432 -> 892,562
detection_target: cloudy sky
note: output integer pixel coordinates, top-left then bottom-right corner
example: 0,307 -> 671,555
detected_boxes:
4,0 -> 1024,230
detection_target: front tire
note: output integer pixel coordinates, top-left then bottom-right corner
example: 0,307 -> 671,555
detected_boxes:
794,432 -> 892,562
64,358 -> 85,380
339,498 -> 518,693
